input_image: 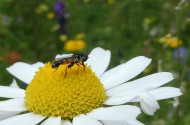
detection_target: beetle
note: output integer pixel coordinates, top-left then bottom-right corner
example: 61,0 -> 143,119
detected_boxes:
52,53 -> 88,79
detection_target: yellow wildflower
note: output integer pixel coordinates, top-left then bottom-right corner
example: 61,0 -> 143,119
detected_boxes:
165,38 -> 182,48
108,0 -> 115,4
75,33 -> 85,39
36,4 -> 48,14
59,34 -> 68,42
47,12 -> 55,19
64,40 -> 86,51
165,34 -> 182,48
158,34 -> 182,48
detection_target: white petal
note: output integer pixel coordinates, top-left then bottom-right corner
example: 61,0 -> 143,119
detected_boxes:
42,117 -> 61,125
0,86 -> 25,98
87,105 -> 141,121
106,72 -> 174,97
100,64 -> 125,81
0,111 -> 21,120
101,56 -> 151,90
61,120 -> 72,125
9,79 -> 19,88
6,62 -> 38,84
85,47 -> 111,77
32,62 -> 45,69
106,87 -> 182,106
55,54 -> 73,59
18,113 -> 45,125
101,120 -> 127,125
73,114 -> 102,125
0,113 -> 45,125
124,120 -> 144,125
104,93 -> 138,105
148,87 -> 182,100
102,120 -> 144,125
139,92 -> 160,115
0,98 -> 27,111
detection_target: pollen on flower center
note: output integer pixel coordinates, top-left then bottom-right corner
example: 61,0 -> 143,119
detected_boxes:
24,62 -> 106,119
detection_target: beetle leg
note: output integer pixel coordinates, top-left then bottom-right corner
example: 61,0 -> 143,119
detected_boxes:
53,68 -> 58,73
64,62 -> 74,79
82,61 -> 85,71
76,63 -> 80,66
76,63 -> 81,74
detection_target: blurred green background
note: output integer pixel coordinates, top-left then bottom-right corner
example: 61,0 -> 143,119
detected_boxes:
0,0 -> 190,124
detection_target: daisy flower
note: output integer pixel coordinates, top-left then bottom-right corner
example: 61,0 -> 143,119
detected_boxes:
0,47 -> 182,125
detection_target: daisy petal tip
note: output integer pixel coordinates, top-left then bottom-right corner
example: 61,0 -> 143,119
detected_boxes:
105,50 -> 111,58
140,92 -> 160,116
6,62 -> 25,70
6,65 -> 14,72
159,72 -> 175,83
132,56 -> 152,66
32,62 -> 45,69
106,49 -> 111,54
6,67 -> 10,71
145,56 -> 152,63
179,89 -> 183,94
94,47 -> 105,51
6,62 -> 38,84
178,92 -> 183,97
167,72 -> 174,79
137,56 -> 151,60
149,87 -> 183,100
141,102 -> 159,116
141,56 -> 152,64
9,79 -> 20,88
6,67 -> 13,77
148,58 -> 152,62
87,47 -> 111,77
173,88 -> 183,96
104,50 -> 111,60
90,47 -> 103,53
92,47 -> 110,53
135,106 -> 142,116
144,110 -> 155,116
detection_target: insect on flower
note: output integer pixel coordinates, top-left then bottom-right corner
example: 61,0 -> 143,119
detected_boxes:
52,53 -> 89,78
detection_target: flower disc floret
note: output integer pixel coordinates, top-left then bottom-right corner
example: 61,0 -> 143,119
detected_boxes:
25,62 -> 106,119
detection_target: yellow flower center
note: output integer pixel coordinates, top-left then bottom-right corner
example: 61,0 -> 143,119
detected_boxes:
24,63 -> 106,119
